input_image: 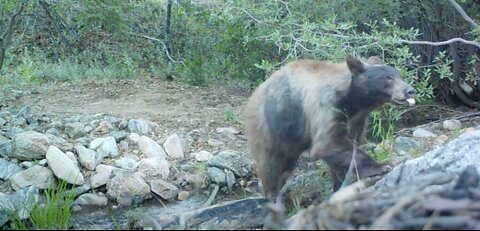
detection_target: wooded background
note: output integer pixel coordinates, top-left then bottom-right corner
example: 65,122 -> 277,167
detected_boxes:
1,0 -> 480,108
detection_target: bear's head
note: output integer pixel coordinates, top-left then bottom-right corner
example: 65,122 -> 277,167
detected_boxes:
346,55 -> 415,108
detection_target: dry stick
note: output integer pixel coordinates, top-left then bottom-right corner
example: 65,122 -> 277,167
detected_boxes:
423,209 -> 441,230
399,38 -> 480,49
127,32 -> 185,66
370,193 -> 420,229
447,0 -> 479,29
203,183 -> 220,206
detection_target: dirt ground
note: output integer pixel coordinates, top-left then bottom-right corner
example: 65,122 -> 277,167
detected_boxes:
1,77 -> 253,133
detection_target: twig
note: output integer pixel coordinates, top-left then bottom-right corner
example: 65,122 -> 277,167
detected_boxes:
203,183 -> 220,206
127,32 -> 185,66
371,193 -> 420,229
447,0 -> 479,29
399,38 -> 480,49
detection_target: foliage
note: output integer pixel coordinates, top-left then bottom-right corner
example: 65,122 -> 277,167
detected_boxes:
8,180 -> 75,230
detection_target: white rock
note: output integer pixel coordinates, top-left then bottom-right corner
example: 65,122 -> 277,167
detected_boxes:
443,119 -> 462,131
46,146 -> 85,185
75,145 -> 102,171
12,131 -> 68,160
114,157 -> 138,170
127,119 -> 151,135
207,139 -> 223,147
74,193 -> 108,207
136,157 -> 170,182
127,133 -> 141,144
90,171 -> 111,188
89,137 -> 118,158
65,151 -> 78,166
194,150 -> 212,162
150,179 -> 179,200
139,136 -> 166,159
11,165 -> 56,190
95,164 -> 116,174
106,171 -> 151,206
163,134 -> 184,160
412,128 -> 438,139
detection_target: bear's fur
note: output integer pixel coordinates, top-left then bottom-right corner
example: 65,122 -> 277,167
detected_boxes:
244,55 -> 415,199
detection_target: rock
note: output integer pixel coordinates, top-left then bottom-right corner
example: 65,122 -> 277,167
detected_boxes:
11,165 -> 56,190
65,151 -> 79,166
47,121 -> 63,130
12,131 -> 69,160
89,136 -> 119,158
67,183 -> 92,198
110,130 -> 128,143
38,159 -> 47,166
114,157 -> 138,170
208,167 -> 226,185
163,134 -> 184,160
106,170 -> 151,206
177,191 -> 190,201
20,161 -> 33,169
94,121 -> 114,133
412,128 -> 437,139
216,127 -> 239,140
374,129 -> 480,191
393,137 -> 423,155
0,134 -> 12,158
119,140 -> 129,150
442,119 -> 462,131
194,150 -> 212,162
225,169 -> 236,190
150,179 -> 179,200
90,171 -> 111,189
84,125 -> 94,133
139,136 -> 166,159
5,127 -> 24,139
0,159 -> 22,180
127,119 -> 151,135
74,193 -> 108,207
434,135 -> 449,145
127,133 -> 141,144
136,157 -> 170,182
46,146 -> 85,185
75,145 -> 102,171
0,186 -> 40,226
208,150 -> 254,178
118,119 -> 128,130
207,139 -> 223,147
96,164 -> 116,174
46,127 -> 60,136
65,122 -> 86,139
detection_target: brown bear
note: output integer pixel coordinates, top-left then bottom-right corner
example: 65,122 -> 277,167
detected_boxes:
244,55 -> 415,199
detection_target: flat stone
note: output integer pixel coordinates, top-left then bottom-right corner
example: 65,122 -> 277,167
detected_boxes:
46,146 -> 84,185
11,165 -> 56,190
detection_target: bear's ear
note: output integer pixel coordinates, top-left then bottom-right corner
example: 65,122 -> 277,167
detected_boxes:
366,56 -> 383,65
346,55 -> 365,76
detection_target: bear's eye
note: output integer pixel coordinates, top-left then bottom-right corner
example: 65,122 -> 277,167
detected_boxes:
385,76 -> 394,81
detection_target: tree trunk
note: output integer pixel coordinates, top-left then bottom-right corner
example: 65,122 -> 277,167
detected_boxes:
0,0 -> 28,71
163,0 -> 172,58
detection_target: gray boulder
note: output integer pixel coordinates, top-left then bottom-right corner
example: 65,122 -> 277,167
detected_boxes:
208,150 -> 254,178
374,129 -> 480,191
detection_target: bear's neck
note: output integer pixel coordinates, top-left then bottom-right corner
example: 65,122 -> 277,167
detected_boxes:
342,83 -> 384,117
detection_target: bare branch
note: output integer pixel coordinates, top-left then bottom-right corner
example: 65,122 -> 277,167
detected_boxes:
447,0 -> 479,29
127,32 -> 185,66
399,38 -> 480,49
0,0 -> 29,71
